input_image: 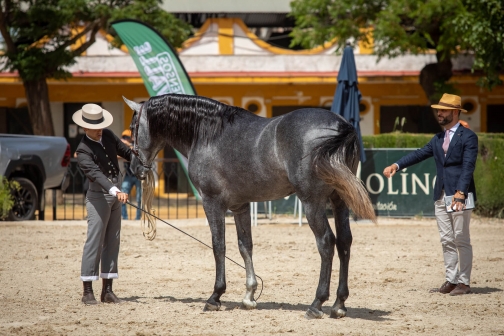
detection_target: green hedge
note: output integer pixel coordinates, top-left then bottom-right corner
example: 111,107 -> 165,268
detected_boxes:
362,132 -> 504,218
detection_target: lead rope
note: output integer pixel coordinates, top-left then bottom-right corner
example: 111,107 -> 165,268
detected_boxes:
126,198 -> 264,301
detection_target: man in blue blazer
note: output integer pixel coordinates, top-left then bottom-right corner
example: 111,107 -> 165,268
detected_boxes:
383,93 -> 478,296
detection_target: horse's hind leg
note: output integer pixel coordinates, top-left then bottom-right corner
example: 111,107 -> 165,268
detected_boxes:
329,193 -> 353,318
202,198 -> 228,312
232,203 -> 258,309
303,199 -> 336,319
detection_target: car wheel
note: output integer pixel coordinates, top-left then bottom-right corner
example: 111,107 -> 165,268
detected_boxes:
8,177 -> 38,221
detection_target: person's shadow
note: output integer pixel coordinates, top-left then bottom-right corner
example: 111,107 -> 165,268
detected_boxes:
470,287 -> 502,295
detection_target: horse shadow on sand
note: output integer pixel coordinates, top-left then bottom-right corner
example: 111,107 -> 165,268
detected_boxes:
120,296 -> 145,304
143,295 -> 392,321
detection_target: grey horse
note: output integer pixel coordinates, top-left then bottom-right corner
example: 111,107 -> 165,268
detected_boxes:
124,94 -> 375,319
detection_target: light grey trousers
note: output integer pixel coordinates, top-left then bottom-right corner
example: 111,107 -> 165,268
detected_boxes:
80,182 -> 122,281
434,191 -> 473,285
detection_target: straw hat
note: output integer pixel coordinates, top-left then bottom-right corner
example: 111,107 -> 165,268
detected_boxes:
72,104 -> 113,129
431,93 -> 467,113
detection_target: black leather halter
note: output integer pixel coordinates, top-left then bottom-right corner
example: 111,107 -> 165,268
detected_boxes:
132,103 -> 152,169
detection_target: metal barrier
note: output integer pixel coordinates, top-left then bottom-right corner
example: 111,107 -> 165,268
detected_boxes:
49,158 -> 204,220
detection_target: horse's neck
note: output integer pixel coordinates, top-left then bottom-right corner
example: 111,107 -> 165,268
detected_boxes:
166,138 -> 191,158
160,100 -> 248,157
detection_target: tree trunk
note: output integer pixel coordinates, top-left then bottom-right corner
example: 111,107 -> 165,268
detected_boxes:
23,78 -> 55,136
419,52 -> 453,104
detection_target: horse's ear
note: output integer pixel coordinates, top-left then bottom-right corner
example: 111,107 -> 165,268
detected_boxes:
122,96 -> 142,112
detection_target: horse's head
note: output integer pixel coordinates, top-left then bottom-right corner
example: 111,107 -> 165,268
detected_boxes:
123,96 -> 163,180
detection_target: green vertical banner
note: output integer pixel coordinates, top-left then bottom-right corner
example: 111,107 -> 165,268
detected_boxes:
112,19 -> 200,199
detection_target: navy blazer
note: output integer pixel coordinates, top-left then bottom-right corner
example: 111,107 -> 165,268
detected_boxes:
396,125 -> 478,201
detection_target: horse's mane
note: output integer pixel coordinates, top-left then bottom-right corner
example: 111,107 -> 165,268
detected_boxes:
144,94 -> 242,143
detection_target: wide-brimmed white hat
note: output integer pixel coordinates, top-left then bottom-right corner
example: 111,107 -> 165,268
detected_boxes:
72,104 -> 113,129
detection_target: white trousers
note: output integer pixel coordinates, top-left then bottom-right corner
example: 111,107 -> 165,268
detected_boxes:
434,191 -> 473,285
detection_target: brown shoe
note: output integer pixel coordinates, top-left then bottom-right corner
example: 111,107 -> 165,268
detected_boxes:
82,281 -> 99,305
101,279 -> 123,304
449,283 -> 471,296
429,281 -> 457,294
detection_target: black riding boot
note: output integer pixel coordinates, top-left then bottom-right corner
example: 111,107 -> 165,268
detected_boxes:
101,279 -> 123,303
82,281 -> 98,305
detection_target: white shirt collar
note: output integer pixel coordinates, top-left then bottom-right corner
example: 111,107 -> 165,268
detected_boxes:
445,122 -> 460,133
86,134 -> 102,144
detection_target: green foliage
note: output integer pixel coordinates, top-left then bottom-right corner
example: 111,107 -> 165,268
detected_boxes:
453,0 -> 504,90
0,176 -> 19,219
289,0 -> 382,51
289,0 -> 504,91
290,0 -> 461,59
0,0 -> 192,82
363,132 -> 504,217
431,80 -> 459,102
473,134 -> 504,217
108,0 -> 192,50
362,133 -> 435,149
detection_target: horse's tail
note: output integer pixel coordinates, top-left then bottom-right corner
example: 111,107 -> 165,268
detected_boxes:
313,122 -> 376,222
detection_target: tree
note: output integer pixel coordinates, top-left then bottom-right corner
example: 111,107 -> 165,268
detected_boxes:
453,0 -> 504,90
0,0 -> 192,136
289,0 -> 504,103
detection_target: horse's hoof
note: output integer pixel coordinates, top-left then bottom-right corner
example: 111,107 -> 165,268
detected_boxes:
330,308 -> 347,319
305,307 -> 324,319
203,302 -> 221,311
241,299 -> 257,310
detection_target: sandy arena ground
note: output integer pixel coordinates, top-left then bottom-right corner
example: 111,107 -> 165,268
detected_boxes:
1,215 -> 503,335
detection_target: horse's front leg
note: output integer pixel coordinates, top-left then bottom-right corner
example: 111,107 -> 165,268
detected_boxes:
303,200 -> 336,319
202,198 -> 228,312
330,194 -> 353,318
232,203 -> 257,309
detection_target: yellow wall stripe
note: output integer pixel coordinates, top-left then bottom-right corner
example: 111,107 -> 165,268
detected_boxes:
218,19 -> 234,55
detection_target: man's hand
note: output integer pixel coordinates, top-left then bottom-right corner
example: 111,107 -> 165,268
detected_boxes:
117,192 -> 128,204
451,191 -> 466,212
383,164 -> 399,178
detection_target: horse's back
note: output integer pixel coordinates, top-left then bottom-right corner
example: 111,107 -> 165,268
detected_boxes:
275,107 -> 347,132
274,107 -> 350,156
189,107 -> 351,203
231,107 -> 346,168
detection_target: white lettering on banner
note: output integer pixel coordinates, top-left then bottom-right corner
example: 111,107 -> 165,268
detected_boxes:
412,173 -> 430,195
366,173 -> 384,194
373,201 -> 398,211
401,173 -> 409,195
365,173 -> 437,196
387,177 -> 399,195
149,75 -> 167,91
133,46 -> 185,95
133,42 -> 152,56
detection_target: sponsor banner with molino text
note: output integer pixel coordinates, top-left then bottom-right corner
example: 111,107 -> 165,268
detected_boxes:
359,149 -> 437,217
